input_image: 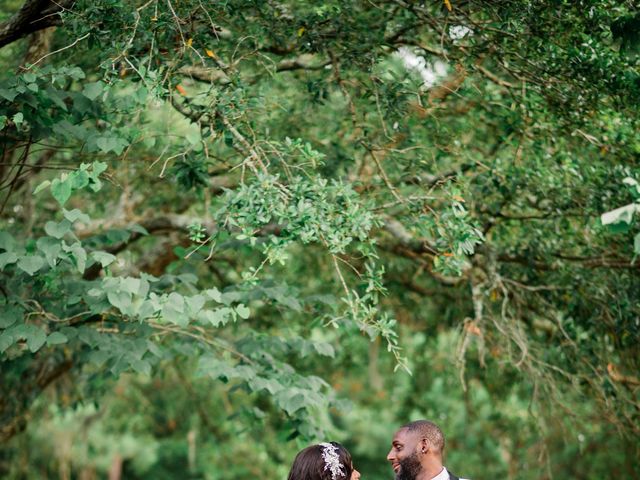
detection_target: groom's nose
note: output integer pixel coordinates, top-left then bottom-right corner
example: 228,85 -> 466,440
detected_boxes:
386,449 -> 395,461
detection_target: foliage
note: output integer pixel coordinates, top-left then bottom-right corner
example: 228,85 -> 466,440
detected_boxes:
1,0 -> 639,479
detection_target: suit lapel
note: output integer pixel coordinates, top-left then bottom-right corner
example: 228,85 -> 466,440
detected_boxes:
447,470 -> 460,480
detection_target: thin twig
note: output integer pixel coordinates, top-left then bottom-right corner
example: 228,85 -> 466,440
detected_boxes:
26,32 -> 90,68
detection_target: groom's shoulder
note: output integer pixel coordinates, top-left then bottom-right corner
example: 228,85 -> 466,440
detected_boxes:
447,470 -> 470,480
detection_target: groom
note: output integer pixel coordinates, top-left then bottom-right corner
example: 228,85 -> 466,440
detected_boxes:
386,420 -> 467,480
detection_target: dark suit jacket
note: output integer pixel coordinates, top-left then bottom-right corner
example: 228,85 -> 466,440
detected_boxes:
447,470 -> 460,480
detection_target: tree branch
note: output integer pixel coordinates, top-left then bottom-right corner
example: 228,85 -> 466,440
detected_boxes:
0,0 -> 74,50
382,216 -> 438,255
498,253 -> 639,270
180,55 -> 330,85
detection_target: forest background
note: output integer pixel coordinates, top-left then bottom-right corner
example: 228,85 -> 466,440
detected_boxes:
0,1 -> 639,479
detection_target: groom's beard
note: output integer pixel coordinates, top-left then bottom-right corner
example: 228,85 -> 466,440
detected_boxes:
395,452 -> 422,480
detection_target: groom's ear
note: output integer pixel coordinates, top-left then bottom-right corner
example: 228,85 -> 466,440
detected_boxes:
419,438 -> 429,454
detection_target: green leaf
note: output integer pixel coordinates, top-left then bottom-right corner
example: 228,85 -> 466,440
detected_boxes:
235,303 -> 250,319
57,326 -> 76,339
167,292 -> 185,311
82,81 -> 104,100
129,358 -> 152,375
198,308 -> 231,327
186,129 -> 200,145
65,67 -> 85,81
0,331 -> 13,353
96,137 -> 111,153
0,88 -> 18,101
204,288 -> 222,303
162,293 -> 187,326
129,224 -> 149,235
50,177 -> 72,206
196,356 -> 241,381
36,237 -> 62,267
91,161 -> 108,176
0,251 -> 18,270
70,170 -> 89,190
52,120 -> 87,139
96,136 -> 128,155
279,391 -> 307,415
0,231 -> 16,253
107,291 -> 132,312
104,229 -> 131,244
249,376 -> 284,395
90,251 -> 116,267
0,305 -> 21,328
66,242 -> 87,273
33,180 -> 51,194
44,219 -> 72,239
17,255 -> 45,275
88,350 -> 110,367
634,232 -> 640,255
136,300 -> 157,320
186,295 -> 205,315
220,290 -> 243,305
47,89 -> 68,111
28,328 -> 47,352
137,277 -> 150,298
47,332 -> 68,345
77,327 -> 101,347
121,277 -> 141,295
313,341 -> 335,357
63,208 -> 91,224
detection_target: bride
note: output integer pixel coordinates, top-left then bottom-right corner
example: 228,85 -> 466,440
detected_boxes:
287,442 -> 362,480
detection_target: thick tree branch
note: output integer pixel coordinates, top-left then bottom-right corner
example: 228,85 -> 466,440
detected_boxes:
0,0 -> 74,50
383,216 -> 438,255
180,55 -> 330,85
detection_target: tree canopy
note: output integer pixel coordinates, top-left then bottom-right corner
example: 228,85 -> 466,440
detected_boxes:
0,1 -> 639,478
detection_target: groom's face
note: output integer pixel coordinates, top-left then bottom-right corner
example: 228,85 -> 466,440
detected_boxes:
387,429 -> 423,480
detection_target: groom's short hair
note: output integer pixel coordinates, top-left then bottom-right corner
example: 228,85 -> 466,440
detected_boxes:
402,420 -> 445,454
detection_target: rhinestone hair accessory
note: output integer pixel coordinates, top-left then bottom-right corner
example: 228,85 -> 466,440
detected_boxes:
319,442 -> 345,480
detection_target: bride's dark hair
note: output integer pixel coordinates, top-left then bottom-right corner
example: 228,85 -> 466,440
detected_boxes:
287,442 -> 354,480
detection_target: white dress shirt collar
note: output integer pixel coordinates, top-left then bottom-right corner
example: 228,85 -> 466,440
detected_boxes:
430,467 -> 449,480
